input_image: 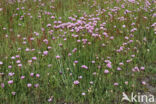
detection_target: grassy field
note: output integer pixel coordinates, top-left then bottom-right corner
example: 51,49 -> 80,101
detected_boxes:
0,0 -> 156,104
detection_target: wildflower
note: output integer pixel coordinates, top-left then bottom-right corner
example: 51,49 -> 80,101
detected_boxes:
47,24 -> 51,27
106,63 -> 112,68
21,76 -> 25,79
78,76 -> 83,79
18,64 -> 22,67
1,83 -> 4,88
11,92 -> 16,96
140,66 -> 145,70
114,82 -> 119,86
82,92 -> 86,96
16,55 -> 20,58
48,46 -> 52,50
142,81 -> 146,85
104,70 -> 109,74
91,61 -> 95,64
11,56 -> 15,59
34,84 -> 39,88
56,55 -> 60,59
8,80 -> 13,84
8,65 -> 12,69
30,73 -> 34,77
73,80 -> 80,85
43,51 -> 48,55
90,81 -> 93,85
119,62 -> 124,66
32,57 -> 37,60
92,72 -> 97,76
27,83 -> 32,87
117,67 -> 122,71
48,96 -> 53,102
68,53 -> 72,56
125,81 -> 128,85
74,60 -> 78,64
81,65 -> 88,69
8,72 -> 15,76
0,61 -> 3,65
48,64 -> 52,67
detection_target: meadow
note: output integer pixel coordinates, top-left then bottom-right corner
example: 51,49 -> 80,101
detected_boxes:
0,0 -> 156,104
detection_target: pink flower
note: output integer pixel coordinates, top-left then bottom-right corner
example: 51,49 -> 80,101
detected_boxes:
8,65 -> 12,69
11,92 -> 16,95
106,63 -> 112,68
34,83 -> 39,88
82,92 -> 86,96
47,24 -> 51,27
21,76 -> 25,79
43,51 -> 48,55
8,80 -> 13,84
125,81 -> 128,85
114,82 -> 119,86
1,83 -> 4,88
91,61 -> 95,64
68,53 -> 72,56
18,64 -> 22,67
81,65 -> 88,69
8,72 -> 15,76
119,62 -> 124,66
0,61 -> 3,65
140,67 -> 145,70
27,83 -> 32,87
30,73 -> 34,77
56,55 -> 60,59
32,57 -> 37,60
73,80 -> 80,85
104,70 -> 109,74
117,67 -> 122,71
74,60 -> 78,64
48,96 -> 53,102
36,74 -> 40,78
142,81 -> 146,85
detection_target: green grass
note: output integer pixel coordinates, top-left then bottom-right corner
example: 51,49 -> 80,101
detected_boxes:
0,0 -> 156,104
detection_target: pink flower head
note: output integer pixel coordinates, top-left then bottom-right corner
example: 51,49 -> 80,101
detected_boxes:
34,83 -> 39,88
30,73 -> 34,77
74,60 -> 78,64
8,80 -> 13,84
8,72 -> 15,76
104,70 -> 109,74
8,65 -> 12,69
27,83 -> 32,87
117,67 -> 122,71
73,80 -> 80,85
0,61 -> 3,65
21,76 -> 25,79
142,81 -> 146,85
82,92 -> 86,96
18,64 -> 22,67
48,96 -> 53,102
114,82 -> 119,86
106,63 -> 112,69
11,92 -> 16,95
125,81 -> 128,85
43,51 -> 48,55
140,66 -> 145,70
36,74 -> 40,78
47,24 -> 51,27
1,83 -> 4,88
81,65 -> 88,69
32,57 -> 37,60
56,55 -> 60,59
